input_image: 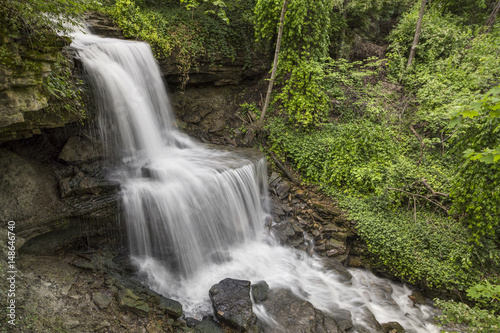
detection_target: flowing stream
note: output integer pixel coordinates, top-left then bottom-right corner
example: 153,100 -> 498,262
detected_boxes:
71,30 -> 439,332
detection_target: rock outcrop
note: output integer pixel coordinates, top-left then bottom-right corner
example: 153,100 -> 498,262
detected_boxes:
0,130 -> 120,251
209,278 -> 260,332
0,33 -> 84,143
262,289 -> 343,333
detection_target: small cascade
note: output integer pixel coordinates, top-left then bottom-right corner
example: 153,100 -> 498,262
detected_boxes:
72,29 -> 439,332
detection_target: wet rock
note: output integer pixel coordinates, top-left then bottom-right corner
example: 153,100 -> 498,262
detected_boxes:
322,259 -> 353,284
1,146 -> 120,247
322,224 -> 340,233
58,135 -> 103,165
95,321 -> 111,331
209,278 -> 259,332
276,181 -> 290,200
408,291 -> 427,306
93,291 -> 113,309
272,221 -> 305,247
59,174 -> 119,198
356,308 -> 384,333
329,307 -> 354,332
242,128 -> 255,146
262,289 -> 342,333
269,172 -> 281,187
349,244 -> 367,256
186,317 -> 225,333
183,112 -> 202,124
330,232 -> 348,242
294,189 -> 307,200
65,319 -> 80,329
346,256 -> 364,268
85,12 -> 125,39
251,281 -> 269,303
117,288 -> 150,316
0,38 -> 81,143
325,238 -> 347,258
72,258 -> 95,270
112,254 -> 140,274
381,321 -> 405,333
159,296 -> 183,318
310,200 -> 342,218
274,205 -> 285,218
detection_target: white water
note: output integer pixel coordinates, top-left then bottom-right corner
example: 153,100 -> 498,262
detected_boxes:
72,30 -> 439,332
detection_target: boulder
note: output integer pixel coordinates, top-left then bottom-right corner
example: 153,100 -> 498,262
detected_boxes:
117,288 -> 150,316
251,281 -> 269,304
322,259 -> 353,284
209,278 -> 259,332
381,321 -> 405,333
186,317 -> 225,333
93,291 -> 113,309
262,289 -> 342,333
58,135 -> 103,165
158,296 -> 183,318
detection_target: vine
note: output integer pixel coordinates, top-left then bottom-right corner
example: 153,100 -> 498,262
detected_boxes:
255,0 -> 333,127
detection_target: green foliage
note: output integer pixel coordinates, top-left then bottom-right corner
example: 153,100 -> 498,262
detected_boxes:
451,85 -> 500,163
386,5 -> 500,127
0,0 -> 86,36
0,0 -> 86,120
449,87 -> 500,243
468,281 -> 500,306
44,53 -> 85,118
267,111 -> 487,289
255,0 -> 333,127
268,118 -> 401,195
180,0 -> 230,23
274,60 -> 330,126
343,195 -> 484,289
436,299 -> 500,332
97,0 -> 257,89
431,0 -> 491,24
322,57 -> 398,122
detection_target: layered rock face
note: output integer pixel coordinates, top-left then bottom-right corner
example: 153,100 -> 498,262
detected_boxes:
0,34 -> 84,143
0,129 -> 120,251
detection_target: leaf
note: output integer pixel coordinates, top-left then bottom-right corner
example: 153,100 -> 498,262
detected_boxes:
479,154 -> 494,164
463,149 -> 475,158
449,116 -> 462,128
461,109 -> 479,118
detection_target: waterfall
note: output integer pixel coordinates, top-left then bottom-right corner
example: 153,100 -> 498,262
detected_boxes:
72,30 -> 439,333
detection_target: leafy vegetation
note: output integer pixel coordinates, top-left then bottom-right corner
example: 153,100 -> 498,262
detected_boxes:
0,0 -> 86,121
255,0 -> 333,126
93,0 -> 258,89
264,1 -> 500,329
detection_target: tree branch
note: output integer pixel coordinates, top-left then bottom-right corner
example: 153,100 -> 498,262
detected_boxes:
269,151 -> 298,184
420,178 -> 449,198
387,187 -> 449,212
410,125 -> 425,167
258,0 -> 288,128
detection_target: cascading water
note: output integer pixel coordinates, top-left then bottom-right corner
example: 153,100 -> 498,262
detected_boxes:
72,30 -> 439,332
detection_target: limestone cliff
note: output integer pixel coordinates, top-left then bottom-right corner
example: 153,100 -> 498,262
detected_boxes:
0,32 -> 85,143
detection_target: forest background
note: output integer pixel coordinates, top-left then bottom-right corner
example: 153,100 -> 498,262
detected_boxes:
1,0 -> 500,331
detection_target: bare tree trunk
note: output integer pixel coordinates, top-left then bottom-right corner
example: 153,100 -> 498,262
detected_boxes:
336,0 -> 349,60
406,0 -> 426,71
258,0 -> 288,128
484,0 -> 500,34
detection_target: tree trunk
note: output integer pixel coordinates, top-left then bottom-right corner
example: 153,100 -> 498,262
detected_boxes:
484,0 -> 500,34
336,0 -> 349,60
406,0 -> 426,71
258,0 -> 288,128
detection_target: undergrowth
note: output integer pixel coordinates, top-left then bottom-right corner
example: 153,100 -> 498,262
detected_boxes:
93,0 -> 258,89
